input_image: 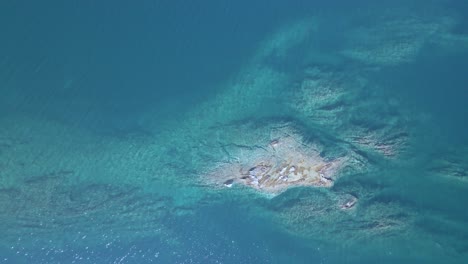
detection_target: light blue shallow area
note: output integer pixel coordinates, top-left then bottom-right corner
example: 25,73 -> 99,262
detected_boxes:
1,1 -> 468,263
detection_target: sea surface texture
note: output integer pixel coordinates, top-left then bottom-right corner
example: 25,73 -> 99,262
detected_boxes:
1,0 -> 468,263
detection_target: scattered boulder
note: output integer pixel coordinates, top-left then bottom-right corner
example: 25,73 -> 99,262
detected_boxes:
340,195 -> 358,210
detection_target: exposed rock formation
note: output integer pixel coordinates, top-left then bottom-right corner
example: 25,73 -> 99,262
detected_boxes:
204,124 -> 351,195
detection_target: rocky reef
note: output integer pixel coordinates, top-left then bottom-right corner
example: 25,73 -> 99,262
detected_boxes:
288,65 -> 410,158
205,125 -> 345,195
427,146 -> 468,182
0,171 -> 182,248
340,9 -> 463,66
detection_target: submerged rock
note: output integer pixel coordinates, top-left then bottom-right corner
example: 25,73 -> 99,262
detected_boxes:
288,66 -> 409,158
223,179 -> 234,188
340,195 -> 358,210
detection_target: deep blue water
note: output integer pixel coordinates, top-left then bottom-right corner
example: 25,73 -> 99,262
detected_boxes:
1,1 -> 468,263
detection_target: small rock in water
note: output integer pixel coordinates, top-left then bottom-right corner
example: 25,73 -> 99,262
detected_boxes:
270,139 -> 280,148
280,167 -> 288,175
340,195 -> 358,209
223,179 -> 234,188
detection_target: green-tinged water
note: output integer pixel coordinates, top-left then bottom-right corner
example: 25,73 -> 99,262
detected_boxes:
1,0 -> 468,263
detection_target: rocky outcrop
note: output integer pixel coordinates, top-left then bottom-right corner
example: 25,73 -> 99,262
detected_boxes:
203,123 -> 359,196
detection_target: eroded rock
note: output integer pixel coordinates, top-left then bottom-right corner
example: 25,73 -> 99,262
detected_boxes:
340,194 -> 358,210
204,125 -> 346,195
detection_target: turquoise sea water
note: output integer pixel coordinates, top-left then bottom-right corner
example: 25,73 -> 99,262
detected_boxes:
1,1 -> 468,263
